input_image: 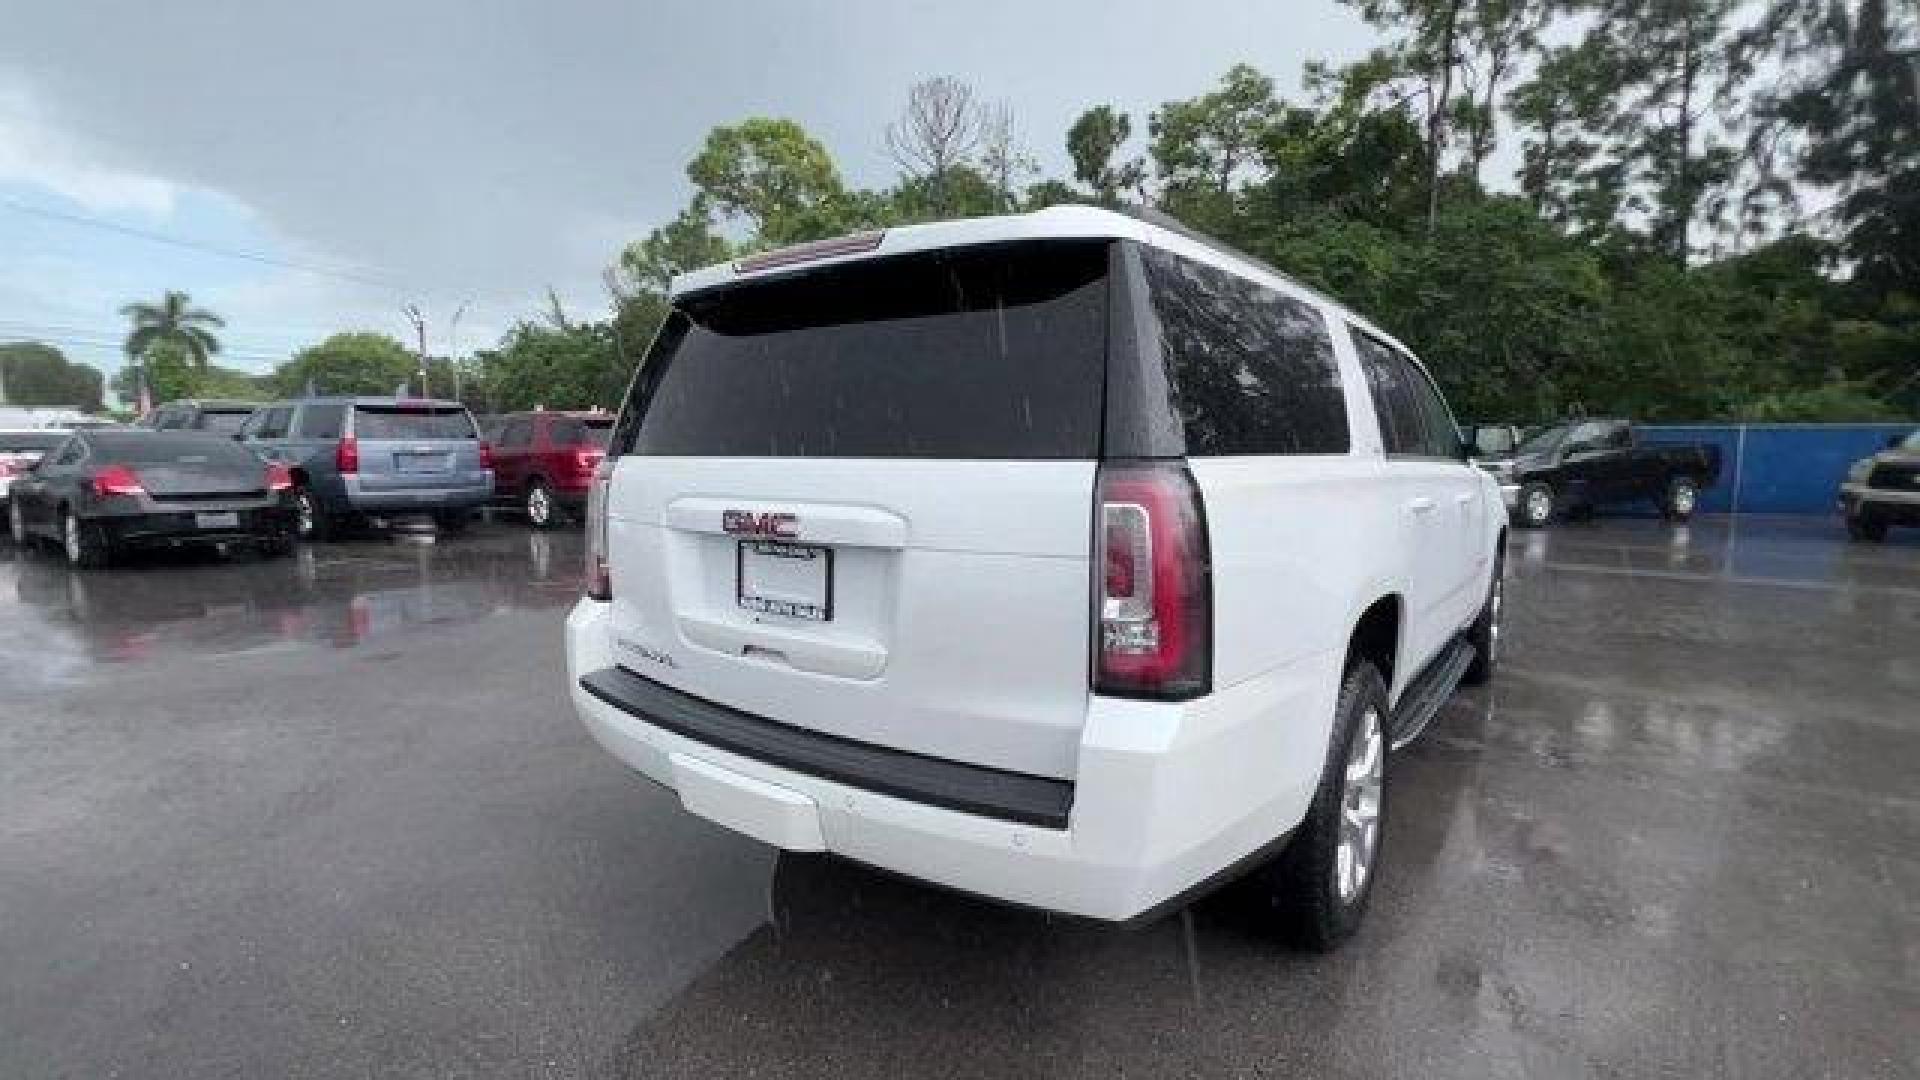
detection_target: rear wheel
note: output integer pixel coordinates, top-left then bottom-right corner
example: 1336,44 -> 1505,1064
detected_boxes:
62,508 -> 109,568
524,480 -> 559,529
6,500 -> 27,547
1516,482 -> 1554,528
1461,548 -> 1504,685
1846,506 -> 1887,543
1663,477 -> 1698,521
292,488 -> 333,542
1260,661 -> 1389,951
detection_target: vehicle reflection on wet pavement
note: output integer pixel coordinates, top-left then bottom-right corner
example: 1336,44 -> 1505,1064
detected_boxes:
0,516 -> 1914,1078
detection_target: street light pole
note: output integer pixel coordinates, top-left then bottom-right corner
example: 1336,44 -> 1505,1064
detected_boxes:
448,301 -> 469,404
403,303 -> 428,398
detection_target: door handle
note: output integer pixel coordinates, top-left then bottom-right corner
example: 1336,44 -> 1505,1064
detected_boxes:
1408,496 -> 1436,514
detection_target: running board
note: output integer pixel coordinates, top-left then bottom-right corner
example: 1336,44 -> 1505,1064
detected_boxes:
1388,637 -> 1475,750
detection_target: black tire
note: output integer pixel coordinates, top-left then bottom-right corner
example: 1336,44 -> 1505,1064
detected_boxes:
1516,482 -> 1554,529
259,531 -> 296,558
523,479 -> 560,530
434,509 -> 472,533
1258,660 -> 1391,952
1662,476 -> 1699,521
292,488 -> 334,543
1846,508 -> 1887,543
5,500 -> 27,548
61,508 -> 109,569
1461,547 -> 1504,686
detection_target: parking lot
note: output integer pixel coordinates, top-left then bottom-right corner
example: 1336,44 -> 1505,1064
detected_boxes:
1,515 -> 1914,1078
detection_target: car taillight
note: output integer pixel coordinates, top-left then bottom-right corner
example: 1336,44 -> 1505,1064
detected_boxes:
91,464 -> 146,498
478,442 -> 494,469
265,463 -> 294,492
335,436 -> 359,474
0,461 -> 13,479
584,459 -> 613,601
1094,461 -> 1211,700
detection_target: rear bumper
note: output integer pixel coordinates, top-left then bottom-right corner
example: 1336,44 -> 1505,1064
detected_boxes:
97,505 -> 295,547
566,599 -> 1336,921
341,474 -> 494,511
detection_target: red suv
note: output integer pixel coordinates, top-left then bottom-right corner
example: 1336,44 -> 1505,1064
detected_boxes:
487,410 -> 612,527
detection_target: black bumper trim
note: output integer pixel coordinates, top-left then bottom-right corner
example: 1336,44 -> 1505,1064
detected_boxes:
578,666 -> 1074,829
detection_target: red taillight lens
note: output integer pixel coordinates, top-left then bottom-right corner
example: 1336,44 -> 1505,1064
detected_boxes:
478,442 -> 494,470
584,459 -> 613,601
91,464 -> 145,498
265,463 -> 294,492
335,436 -> 359,474
0,462 -> 14,479
1094,461 -> 1211,700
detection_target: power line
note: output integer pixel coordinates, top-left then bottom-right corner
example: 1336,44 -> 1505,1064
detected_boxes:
0,195 -> 405,291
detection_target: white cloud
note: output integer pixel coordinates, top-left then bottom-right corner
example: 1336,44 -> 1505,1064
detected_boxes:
0,77 -> 179,218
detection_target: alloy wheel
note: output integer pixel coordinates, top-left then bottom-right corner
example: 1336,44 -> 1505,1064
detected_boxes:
63,513 -> 83,565
1671,481 -> 1696,516
1525,488 -> 1552,526
1336,707 -> 1384,903
295,491 -> 316,538
527,485 -> 552,527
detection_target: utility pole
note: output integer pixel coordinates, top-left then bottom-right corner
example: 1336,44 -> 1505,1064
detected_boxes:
448,301 -> 469,405
403,303 -> 428,398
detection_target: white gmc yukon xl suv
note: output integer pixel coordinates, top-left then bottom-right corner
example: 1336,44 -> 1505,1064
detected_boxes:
567,206 -> 1506,948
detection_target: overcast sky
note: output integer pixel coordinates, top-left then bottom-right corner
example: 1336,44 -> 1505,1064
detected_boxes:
1,0 -> 1382,393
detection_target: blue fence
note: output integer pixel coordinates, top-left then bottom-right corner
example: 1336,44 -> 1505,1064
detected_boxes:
1638,424 -> 1914,515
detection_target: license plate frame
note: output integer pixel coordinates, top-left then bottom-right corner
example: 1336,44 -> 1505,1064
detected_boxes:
397,453 -> 450,473
195,511 -> 240,530
736,540 -> 833,622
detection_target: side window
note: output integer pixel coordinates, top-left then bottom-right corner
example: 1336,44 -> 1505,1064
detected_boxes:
254,407 -> 293,439
151,407 -> 179,430
1139,248 -> 1349,456
53,438 -> 87,468
497,417 -> 533,448
1354,332 -> 1426,456
296,402 -> 346,440
1401,358 -> 1463,459
1567,421 -> 1613,452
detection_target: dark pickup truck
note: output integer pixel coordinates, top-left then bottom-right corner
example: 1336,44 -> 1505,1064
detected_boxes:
1477,418 -> 1721,528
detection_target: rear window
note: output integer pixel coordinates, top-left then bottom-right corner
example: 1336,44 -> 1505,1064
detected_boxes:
622,240 -> 1110,459
194,410 -> 254,434
551,416 -> 612,447
351,405 -> 476,440
1139,248 -> 1348,456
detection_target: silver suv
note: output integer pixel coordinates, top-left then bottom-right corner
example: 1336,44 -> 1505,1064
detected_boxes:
238,396 -> 493,539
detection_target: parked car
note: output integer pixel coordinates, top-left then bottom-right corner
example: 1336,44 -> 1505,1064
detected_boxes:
0,429 -> 70,509
1839,429 -> 1920,542
1461,422 -> 1521,461
488,410 -> 612,527
6,430 -> 296,566
1488,418 -> 1721,527
237,396 -> 493,540
565,206 -> 1507,950
139,399 -> 260,434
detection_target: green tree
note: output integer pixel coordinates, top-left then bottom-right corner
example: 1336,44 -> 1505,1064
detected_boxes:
688,118 -> 849,247
1149,64 -> 1282,227
120,290 -> 224,370
476,321 -> 630,413
1066,105 -> 1143,204
618,203 -> 732,294
0,341 -> 105,411
268,333 -> 416,397
885,77 -> 984,218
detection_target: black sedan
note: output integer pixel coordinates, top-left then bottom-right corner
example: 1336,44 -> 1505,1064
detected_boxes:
5,430 -> 297,567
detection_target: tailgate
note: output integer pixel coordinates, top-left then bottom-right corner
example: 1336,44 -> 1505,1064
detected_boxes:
600,238 -> 1111,780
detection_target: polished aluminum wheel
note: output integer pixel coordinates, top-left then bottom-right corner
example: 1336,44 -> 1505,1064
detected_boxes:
294,490 -> 317,538
1670,481 -> 1696,516
1336,707 -> 1384,903
526,484 -> 553,527
1524,487 -> 1553,526
62,513 -> 83,565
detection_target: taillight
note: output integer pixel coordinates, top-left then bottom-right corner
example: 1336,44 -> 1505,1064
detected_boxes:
1094,461 -> 1211,700
478,442 -> 494,470
91,464 -> 146,498
265,463 -> 294,492
584,459 -> 613,601
335,436 -> 359,474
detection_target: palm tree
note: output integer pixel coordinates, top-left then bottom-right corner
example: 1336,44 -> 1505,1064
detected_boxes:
120,290 -> 224,369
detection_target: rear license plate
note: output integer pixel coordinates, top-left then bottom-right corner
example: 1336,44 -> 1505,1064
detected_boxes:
737,540 -> 832,621
397,453 -> 449,473
195,512 -> 240,530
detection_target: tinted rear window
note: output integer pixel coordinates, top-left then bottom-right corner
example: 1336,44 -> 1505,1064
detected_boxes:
1139,248 -> 1348,456
89,434 -> 262,467
623,240 -> 1110,459
194,410 -> 254,433
352,405 -> 476,440
551,417 -> 612,447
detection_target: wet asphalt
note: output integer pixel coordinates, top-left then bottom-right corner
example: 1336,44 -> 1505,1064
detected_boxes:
0,515 -> 1914,1079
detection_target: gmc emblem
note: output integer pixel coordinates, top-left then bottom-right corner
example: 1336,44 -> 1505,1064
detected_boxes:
722,510 -> 798,539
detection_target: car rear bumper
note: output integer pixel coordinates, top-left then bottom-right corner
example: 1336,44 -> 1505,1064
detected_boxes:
97,505 -> 296,547
342,475 -> 494,511
566,599 -> 1335,921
